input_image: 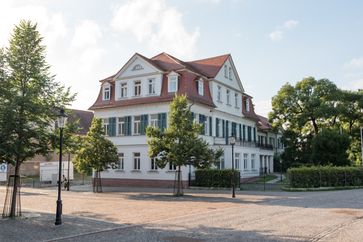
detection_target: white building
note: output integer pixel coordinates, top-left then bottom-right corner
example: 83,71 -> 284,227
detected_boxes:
90,52 -> 283,188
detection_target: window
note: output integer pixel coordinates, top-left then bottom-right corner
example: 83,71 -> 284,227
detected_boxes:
133,116 -> 141,135
134,81 -> 141,96
229,67 -> 232,80
224,65 -> 228,77
217,86 -> 222,102
197,80 -> 204,96
150,158 -> 158,170
244,153 -> 248,170
220,156 -> 225,169
251,154 -> 255,170
226,89 -> 231,105
245,98 -> 250,111
168,75 -> 178,92
103,118 -> 109,136
121,83 -> 127,98
103,85 -> 110,100
133,152 -> 140,170
235,153 -> 240,170
234,93 -> 238,107
148,78 -> 155,95
150,114 -> 158,127
169,162 -> 177,171
117,117 -> 125,136
270,137 -> 275,147
118,153 -> 124,170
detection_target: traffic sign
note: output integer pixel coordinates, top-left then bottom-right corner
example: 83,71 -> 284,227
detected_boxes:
0,163 -> 7,173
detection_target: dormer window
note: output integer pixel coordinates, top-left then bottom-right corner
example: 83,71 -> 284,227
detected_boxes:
120,82 -> 127,98
245,98 -> 250,112
224,65 -> 228,78
197,79 -> 204,96
229,67 -> 232,80
168,74 -> 178,93
103,84 -> 110,100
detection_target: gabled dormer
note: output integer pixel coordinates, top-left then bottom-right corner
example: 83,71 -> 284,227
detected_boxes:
102,82 -> 111,101
214,55 -> 244,93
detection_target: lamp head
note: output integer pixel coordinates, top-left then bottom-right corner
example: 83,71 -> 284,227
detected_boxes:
229,136 -> 236,145
57,108 -> 68,128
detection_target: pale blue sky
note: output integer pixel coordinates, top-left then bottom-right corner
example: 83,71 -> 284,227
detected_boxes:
1,0 -> 362,116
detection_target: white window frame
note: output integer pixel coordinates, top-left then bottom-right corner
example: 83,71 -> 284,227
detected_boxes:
198,79 -> 204,96
226,89 -> 231,105
134,80 -> 141,96
169,162 -> 177,171
118,153 -> 124,170
150,114 -> 158,127
148,78 -> 156,95
133,116 -> 141,135
150,158 -> 158,170
117,117 -> 125,136
246,98 -> 250,111
168,75 -> 178,93
133,152 -> 141,170
103,118 -> 109,136
244,153 -> 248,170
234,93 -> 239,108
217,85 -> 222,102
224,65 -> 228,78
229,67 -> 232,80
103,84 -> 111,100
120,82 -> 127,98
251,154 -> 255,170
235,153 -> 240,170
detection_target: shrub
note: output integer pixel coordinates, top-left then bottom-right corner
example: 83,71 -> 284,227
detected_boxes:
193,169 -> 240,188
287,166 -> 363,188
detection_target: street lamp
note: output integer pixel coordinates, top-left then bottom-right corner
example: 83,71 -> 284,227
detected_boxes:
229,136 -> 236,198
55,108 -> 67,226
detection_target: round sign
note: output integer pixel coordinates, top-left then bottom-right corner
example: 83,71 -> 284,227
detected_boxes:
0,163 -> 7,173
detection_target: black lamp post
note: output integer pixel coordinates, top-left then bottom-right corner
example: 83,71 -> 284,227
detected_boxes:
280,159 -> 283,182
229,136 -> 236,198
55,108 -> 67,226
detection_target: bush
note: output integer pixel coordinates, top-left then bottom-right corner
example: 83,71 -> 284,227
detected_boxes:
193,169 -> 240,188
287,166 -> 363,188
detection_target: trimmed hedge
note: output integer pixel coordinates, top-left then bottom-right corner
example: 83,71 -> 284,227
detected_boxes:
193,169 -> 240,188
287,166 -> 363,188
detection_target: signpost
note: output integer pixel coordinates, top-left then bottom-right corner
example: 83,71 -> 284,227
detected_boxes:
0,163 -> 8,182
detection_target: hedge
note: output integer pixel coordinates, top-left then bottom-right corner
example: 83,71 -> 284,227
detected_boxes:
193,169 -> 240,188
287,166 -> 363,188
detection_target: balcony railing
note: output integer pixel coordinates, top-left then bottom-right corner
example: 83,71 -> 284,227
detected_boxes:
256,143 -> 274,150
213,137 -> 257,148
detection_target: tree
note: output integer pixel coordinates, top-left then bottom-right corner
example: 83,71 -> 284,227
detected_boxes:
311,129 -> 350,166
146,95 -> 223,196
269,77 -> 363,168
72,118 -> 119,192
0,21 -> 74,218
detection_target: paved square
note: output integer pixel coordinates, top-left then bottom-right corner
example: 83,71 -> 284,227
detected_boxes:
1,186 -> 363,241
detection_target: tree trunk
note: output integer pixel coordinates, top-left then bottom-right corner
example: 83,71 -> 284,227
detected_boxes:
174,166 -> 183,197
311,118 -> 319,135
93,170 -> 102,193
10,160 -> 21,218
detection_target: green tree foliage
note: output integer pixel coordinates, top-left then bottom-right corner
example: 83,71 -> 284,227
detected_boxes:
269,77 -> 363,167
311,129 -> 350,166
146,95 -> 223,196
72,118 -> 118,192
0,20 -> 74,217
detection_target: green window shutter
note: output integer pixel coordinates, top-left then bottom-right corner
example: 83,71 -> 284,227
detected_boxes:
159,113 -> 167,131
253,127 -> 256,142
109,117 -> 116,136
225,121 -> 229,144
222,120 -> 225,138
141,114 -> 148,135
239,124 -> 242,141
126,116 -> 131,136
243,125 -> 246,141
248,126 -> 252,142
209,116 -> 212,136
199,114 -> 205,135
216,118 -> 219,137
158,113 -> 162,129
231,122 -> 236,138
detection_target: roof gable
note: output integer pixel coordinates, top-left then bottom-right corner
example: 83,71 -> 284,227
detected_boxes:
214,56 -> 244,92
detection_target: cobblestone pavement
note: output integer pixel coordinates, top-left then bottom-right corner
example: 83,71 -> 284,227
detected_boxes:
1,186 -> 363,241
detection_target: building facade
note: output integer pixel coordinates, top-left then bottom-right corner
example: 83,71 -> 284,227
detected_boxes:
90,52 -> 283,188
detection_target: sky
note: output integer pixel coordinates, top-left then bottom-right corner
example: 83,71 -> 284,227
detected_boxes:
1,0 -> 363,117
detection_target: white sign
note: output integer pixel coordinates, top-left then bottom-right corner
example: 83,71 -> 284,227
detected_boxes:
0,163 -> 7,173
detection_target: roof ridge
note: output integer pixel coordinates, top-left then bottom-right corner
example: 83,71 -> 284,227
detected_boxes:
152,52 -> 186,67
188,53 -> 230,63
